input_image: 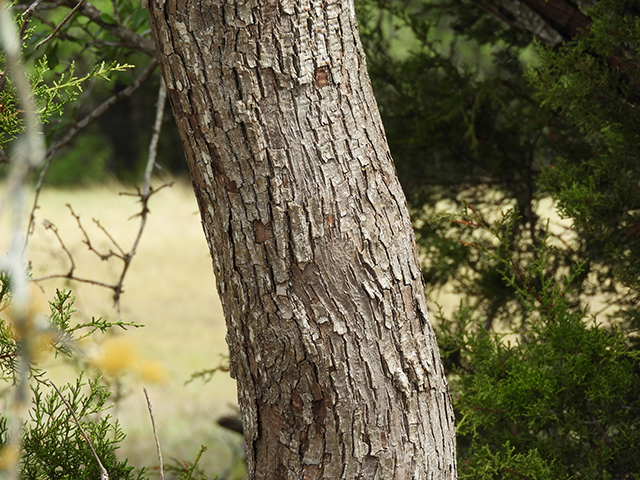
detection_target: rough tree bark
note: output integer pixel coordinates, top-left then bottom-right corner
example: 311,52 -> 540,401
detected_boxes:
147,0 -> 457,478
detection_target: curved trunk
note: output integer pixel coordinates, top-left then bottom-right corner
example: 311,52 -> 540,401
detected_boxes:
148,0 -> 457,478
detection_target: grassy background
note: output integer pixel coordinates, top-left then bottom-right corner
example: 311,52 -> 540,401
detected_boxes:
10,179 -> 243,475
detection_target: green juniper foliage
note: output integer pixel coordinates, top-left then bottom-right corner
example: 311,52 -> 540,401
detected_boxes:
357,0 -> 592,329
437,214 -> 640,479
0,52 -> 131,150
165,445 -> 211,480
47,289 -> 141,358
529,0 -> 640,320
0,4 -> 140,183
21,376 -> 144,480
0,277 -> 146,479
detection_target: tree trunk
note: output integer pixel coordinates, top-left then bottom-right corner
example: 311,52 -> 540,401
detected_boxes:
147,0 -> 457,478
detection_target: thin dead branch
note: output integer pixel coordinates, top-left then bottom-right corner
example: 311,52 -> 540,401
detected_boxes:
33,272 -> 119,290
42,219 -> 76,276
35,0 -> 86,50
20,0 -> 46,25
19,18 -> 163,308
104,79 -> 170,305
144,77 -> 166,196
29,68 -> 170,310
92,218 -> 126,257
143,387 -> 164,480
19,8 -> 84,45
112,181 -> 173,305
31,181 -> 171,307
68,205 -> 123,261
49,380 -> 109,480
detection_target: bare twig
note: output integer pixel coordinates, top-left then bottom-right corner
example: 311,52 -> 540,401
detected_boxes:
33,216 -> 126,290
67,205 -> 123,261
119,182 -> 173,203
110,182 -> 173,307
20,0 -> 45,24
24,62 -> 167,311
144,77 -> 166,196
49,380 -> 109,480
143,387 -> 164,480
32,181 -> 173,308
30,10 -> 89,44
42,219 -> 76,277
35,0 -> 85,50
92,218 -> 126,257
32,273 -> 119,289
105,79 -> 170,306
25,156 -> 51,245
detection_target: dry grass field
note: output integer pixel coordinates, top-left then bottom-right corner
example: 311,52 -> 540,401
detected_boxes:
2,179 -> 243,475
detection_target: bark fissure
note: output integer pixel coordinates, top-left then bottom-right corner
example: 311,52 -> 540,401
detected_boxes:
149,0 -> 457,477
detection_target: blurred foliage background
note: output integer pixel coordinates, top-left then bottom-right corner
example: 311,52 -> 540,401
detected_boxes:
2,0 -> 640,478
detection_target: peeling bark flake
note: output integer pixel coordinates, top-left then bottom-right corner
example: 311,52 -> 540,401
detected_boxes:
314,66 -> 331,88
254,219 -> 268,243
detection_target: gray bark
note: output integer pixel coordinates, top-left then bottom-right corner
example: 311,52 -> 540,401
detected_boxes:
148,0 -> 457,478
